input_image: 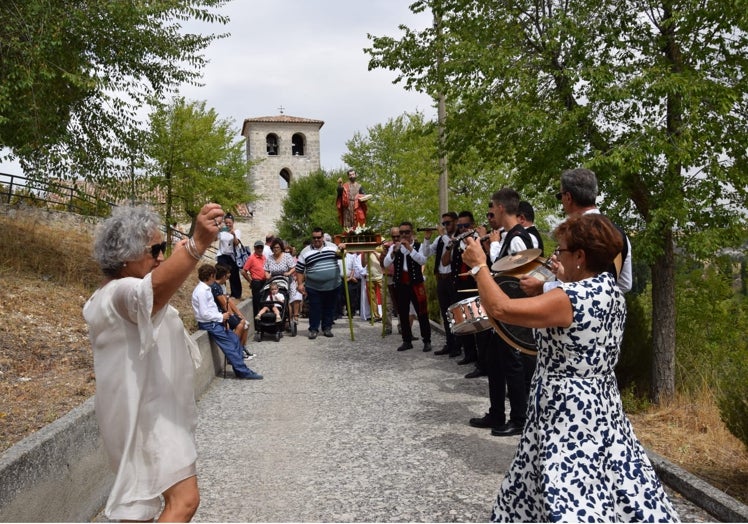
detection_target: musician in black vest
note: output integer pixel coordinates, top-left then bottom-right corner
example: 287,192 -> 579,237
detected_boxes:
518,201 -> 544,253
432,212 -> 460,357
382,221 -> 433,352
470,188 -> 535,436
520,168 -> 632,297
441,211 -> 492,377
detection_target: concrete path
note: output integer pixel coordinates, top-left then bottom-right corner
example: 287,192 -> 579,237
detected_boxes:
192,317 -> 713,522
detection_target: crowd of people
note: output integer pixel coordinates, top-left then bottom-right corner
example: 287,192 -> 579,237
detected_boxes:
84,167 -> 678,522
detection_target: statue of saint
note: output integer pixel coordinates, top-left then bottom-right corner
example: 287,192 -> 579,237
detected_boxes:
336,169 -> 370,229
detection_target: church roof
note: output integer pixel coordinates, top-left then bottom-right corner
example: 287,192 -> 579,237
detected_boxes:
243,114 -> 324,126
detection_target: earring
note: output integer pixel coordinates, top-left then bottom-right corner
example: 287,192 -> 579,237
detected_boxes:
576,265 -> 580,270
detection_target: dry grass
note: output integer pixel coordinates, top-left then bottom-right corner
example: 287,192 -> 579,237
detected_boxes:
0,209 -> 746,507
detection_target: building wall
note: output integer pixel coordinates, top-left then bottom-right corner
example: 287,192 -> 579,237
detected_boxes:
242,121 -> 322,242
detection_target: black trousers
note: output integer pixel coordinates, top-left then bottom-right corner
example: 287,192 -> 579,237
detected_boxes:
394,281 -> 431,343
217,254 -> 242,299
250,278 -> 265,319
486,331 -> 529,425
436,276 -> 458,351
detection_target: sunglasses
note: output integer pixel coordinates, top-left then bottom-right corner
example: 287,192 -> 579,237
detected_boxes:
148,241 -> 167,259
391,235 -> 400,240
399,229 -> 412,235
486,212 -> 495,219
312,235 -> 323,240
441,220 -> 453,226
456,223 -> 470,229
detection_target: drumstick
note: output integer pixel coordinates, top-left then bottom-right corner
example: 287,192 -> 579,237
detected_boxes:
457,288 -> 478,292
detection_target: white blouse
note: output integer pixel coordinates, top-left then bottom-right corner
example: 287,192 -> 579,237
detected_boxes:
83,273 -> 201,521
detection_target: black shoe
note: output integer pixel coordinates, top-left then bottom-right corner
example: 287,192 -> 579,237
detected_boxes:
308,330 -> 318,340
422,342 -> 432,352
397,342 -> 413,351
491,421 -> 524,437
323,329 -> 334,337
464,368 -> 486,379
448,351 -> 461,358
457,357 -> 476,365
469,414 -> 502,429
434,345 -> 451,356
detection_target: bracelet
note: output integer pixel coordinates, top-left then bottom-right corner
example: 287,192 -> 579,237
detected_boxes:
185,237 -> 203,261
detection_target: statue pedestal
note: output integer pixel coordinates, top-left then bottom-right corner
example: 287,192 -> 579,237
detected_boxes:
333,233 -> 382,251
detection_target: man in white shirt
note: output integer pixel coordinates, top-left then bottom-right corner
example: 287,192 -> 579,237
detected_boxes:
217,214 -> 243,299
192,264 -> 262,380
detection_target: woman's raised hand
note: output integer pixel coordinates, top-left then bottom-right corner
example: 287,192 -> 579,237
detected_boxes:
193,203 -> 225,253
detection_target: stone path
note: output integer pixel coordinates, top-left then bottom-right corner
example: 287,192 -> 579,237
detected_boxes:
191,318 -> 714,522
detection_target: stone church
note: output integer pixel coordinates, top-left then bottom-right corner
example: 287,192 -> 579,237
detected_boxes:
239,113 -> 324,240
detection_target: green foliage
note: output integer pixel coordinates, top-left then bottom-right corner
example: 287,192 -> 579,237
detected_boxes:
0,0 -> 229,180
277,170 -> 341,249
617,288 -> 653,394
144,97 -> 251,232
716,334 -> 748,448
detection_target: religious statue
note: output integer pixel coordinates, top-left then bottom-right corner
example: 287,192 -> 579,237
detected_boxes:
336,169 -> 371,229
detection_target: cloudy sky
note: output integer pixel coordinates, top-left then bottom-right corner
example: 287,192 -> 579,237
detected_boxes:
183,0 -> 436,170
1,1 -> 435,175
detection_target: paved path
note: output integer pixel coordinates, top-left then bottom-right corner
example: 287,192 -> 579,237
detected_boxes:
192,318 -> 713,522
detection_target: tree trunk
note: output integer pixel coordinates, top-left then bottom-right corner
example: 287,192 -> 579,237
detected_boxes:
650,228 -> 677,403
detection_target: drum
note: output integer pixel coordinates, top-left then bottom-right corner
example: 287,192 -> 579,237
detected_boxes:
489,255 -> 555,355
447,296 -> 493,334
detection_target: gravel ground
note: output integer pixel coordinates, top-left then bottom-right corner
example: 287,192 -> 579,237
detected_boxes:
191,317 -> 715,523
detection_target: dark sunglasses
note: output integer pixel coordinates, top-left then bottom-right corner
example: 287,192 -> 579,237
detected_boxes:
149,241 -> 167,258
456,223 -> 470,229
399,229 -> 412,234
312,235 -> 323,240
391,235 -> 400,240
441,220 -> 453,226
486,212 -> 495,219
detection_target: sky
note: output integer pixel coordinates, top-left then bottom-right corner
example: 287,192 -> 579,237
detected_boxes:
0,1 -> 436,175
178,0 -> 436,170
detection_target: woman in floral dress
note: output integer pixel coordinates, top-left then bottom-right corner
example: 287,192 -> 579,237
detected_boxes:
463,214 -> 679,523
264,238 -> 297,324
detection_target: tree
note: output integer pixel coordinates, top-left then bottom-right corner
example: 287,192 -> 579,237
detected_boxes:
144,97 -> 252,238
277,170 -> 341,249
366,0 -> 748,403
343,112 -> 506,230
0,0 -> 229,181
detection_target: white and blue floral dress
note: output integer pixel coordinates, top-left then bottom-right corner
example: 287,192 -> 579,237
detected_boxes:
491,273 -> 679,522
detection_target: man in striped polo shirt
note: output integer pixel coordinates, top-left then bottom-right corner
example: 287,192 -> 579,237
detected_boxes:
295,227 -> 343,339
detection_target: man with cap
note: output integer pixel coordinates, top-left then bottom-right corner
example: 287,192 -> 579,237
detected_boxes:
241,240 -> 267,320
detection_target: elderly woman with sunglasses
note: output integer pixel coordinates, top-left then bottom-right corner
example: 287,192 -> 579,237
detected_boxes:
83,203 -> 224,522
462,213 -> 678,523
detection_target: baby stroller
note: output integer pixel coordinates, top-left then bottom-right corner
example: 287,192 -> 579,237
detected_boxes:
254,275 -> 290,342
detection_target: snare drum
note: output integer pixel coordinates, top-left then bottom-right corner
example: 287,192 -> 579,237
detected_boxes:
447,296 -> 493,334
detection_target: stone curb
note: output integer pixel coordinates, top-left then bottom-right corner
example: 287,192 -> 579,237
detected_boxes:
648,449 -> 748,523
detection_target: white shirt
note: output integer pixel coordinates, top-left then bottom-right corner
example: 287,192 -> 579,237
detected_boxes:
382,242 -> 429,271
191,281 -> 223,323
218,228 -> 241,256
436,234 -> 452,274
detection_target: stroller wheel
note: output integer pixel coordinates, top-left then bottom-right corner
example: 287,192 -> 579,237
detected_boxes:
291,321 -> 297,337
254,332 -> 261,342
275,332 -> 282,342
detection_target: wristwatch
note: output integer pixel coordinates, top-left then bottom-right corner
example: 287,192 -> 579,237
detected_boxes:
470,263 -> 488,276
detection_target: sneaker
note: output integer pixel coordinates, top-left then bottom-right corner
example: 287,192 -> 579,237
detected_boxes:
255,314 -> 261,320
323,329 -> 334,338
243,351 -> 255,361
397,342 -> 413,351
237,370 -> 263,380
275,315 -> 282,321
308,330 -> 318,340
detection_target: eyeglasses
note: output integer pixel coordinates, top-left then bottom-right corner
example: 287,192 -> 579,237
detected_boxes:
399,229 -> 412,235
486,212 -> 495,219
391,235 -> 400,240
553,246 -> 573,256
456,223 -> 470,229
312,235 -> 323,240
441,220 -> 453,226
148,241 -> 167,259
